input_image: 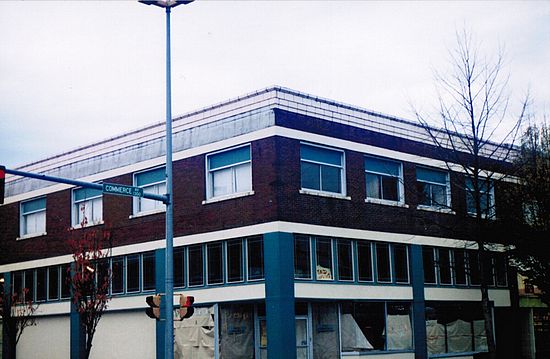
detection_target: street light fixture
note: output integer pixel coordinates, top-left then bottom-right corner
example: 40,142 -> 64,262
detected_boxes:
138,1 -> 194,359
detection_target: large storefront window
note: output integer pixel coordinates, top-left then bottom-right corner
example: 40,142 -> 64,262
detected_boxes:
341,302 -> 382,352
220,304 -> 254,358
312,303 -> 340,359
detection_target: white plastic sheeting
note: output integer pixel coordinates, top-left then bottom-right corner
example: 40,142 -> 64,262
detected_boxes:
219,304 -> 254,359
341,313 -> 374,351
312,303 -> 339,359
474,320 -> 488,352
174,306 -> 215,359
387,314 -> 413,350
426,320 -> 446,355
447,319 -> 473,353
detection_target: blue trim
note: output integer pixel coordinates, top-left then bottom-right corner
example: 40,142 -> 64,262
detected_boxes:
2,272 -> 13,359
69,263 -> 85,359
410,244 -> 427,359
155,248 -> 166,359
263,232 -> 296,359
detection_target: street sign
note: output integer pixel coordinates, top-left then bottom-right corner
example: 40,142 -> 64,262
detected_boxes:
102,183 -> 144,198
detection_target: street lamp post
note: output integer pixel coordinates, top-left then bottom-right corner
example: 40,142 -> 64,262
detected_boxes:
139,1 -> 194,359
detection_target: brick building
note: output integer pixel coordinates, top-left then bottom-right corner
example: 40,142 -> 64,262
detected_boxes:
1,87 -> 516,358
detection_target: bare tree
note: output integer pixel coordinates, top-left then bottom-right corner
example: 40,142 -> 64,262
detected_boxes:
413,29 -> 529,359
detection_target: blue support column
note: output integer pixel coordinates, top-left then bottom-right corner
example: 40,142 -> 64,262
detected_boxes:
70,263 -> 86,359
263,232 -> 296,359
155,248 -> 166,359
410,244 -> 427,359
2,272 -> 15,359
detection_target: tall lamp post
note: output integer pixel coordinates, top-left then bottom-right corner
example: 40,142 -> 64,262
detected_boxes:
138,1 -> 194,359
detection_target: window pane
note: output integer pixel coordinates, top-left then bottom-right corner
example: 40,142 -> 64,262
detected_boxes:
74,188 -> 102,202
174,248 -> 185,288
341,302 -> 385,351
96,259 -> 110,295
337,240 -> 353,281
207,242 -> 224,285
227,239 -> 243,282
21,197 -> 46,213
423,248 -> 436,284
316,238 -> 333,280
301,145 -> 342,166
13,271 -> 23,302
220,304 -> 255,358
312,303 -> 340,359
234,163 -> 252,193
469,252 -> 481,285
301,161 -> 320,191
381,176 -> 398,201
387,302 -> 413,350
139,182 -> 166,213
418,182 -> 431,206
209,146 -> 250,170
24,270 -> 34,301
247,237 -> 264,280
188,245 -> 204,286
321,165 -> 341,193
112,257 -> 124,294
212,167 -> 233,197
48,266 -> 59,300
438,248 -> 452,285
24,211 -> 45,235
366,173 -> 380,199
482,255 -> 495,286
142,252 -> 155,291
376,243 -> 391,282
365,156 -> 400,176
495,255 -> 507,287
136,167 -> 165,186
393,244 -> 409,283
432,184 -> 447,207
357,242 -> 373,281
36,268 -> 47,301
294,236 -> 311,279
454,250 -> 467,285
417,167 -> 447,184
126,255 -> 140,292
61,264 -> 71,299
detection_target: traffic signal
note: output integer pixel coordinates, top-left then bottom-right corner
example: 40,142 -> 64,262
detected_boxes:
178,294 -> 194,320
0,165 -> 5,205
145,295 -> 161,320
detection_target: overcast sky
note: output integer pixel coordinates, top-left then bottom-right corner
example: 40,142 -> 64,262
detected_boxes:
1,1 -> 549,169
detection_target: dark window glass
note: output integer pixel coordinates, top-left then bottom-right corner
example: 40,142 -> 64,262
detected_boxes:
61,264 -> 71,299
423,248 -> 436,284
247,237 -> 264,280
96,259 -> 110,295
469,251 -> 481,285
188,245 -> 204,286
376,243 -> 391,282
316,238 -> 333,280
294,236 -> 311,279
24,270 -> 34,301
301,162 -> 321,190
142,252 -> 155,291
112,257 -> 124,294
207,242 -> 223,285
36,268 -> 47,301
357,242 -> 373,281
495,255 -> 507,287
341,302 -> 385,351
438,248 -> 452,285
381,176 -> 398,201
393,244 -> 409,283
482,255 -> 495,286
301,144 -> 343,193
337,240 -> 353,281
13,271 -> 23,302
227,239 -> 243,283
454,250 -> 467,285
48,266 -> 59,300
174,247 -> 185,288
126,255 -> 140,292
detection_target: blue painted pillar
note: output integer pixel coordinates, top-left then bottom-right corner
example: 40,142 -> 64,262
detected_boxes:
263,232 -> 296,359
410,244 -> 427,359
2,272 -> 15,359
155,248 -> 166,359
70,263 -> 86,359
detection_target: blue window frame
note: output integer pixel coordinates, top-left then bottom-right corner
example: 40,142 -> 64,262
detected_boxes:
227,239 -> 244,283
357,242 -> 374,282
48,266 -> 59,300
142,252 -> 156,291
315,238 -> 334,281
20,197 -> 46,237
301,143 -> 345,194
174,247 -> 185,288
207,242 -> 224,285
207,145 -> 252,199
188,244 -> 204,287
294,235 -> 312,280
247,237 -> 264,281
416,166 -> 450,208
365,156 -> 403,203
337,239 -> 353,281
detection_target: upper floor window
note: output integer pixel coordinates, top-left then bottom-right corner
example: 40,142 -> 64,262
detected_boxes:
134,167 -> 166,215
300,143 -> 345,195
206,145 -> 252,200
20,197 -> 46,237
465,178 -> 495,218
365,156 -> 403,204
416,167 -> 450,209
72,187 -> 103,227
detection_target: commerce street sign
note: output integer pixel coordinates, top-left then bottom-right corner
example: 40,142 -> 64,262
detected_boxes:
102,183 -> 144,198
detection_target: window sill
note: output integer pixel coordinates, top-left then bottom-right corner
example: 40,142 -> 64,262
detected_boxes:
129,208 -> 166,219
202,191 -> 255,204
417,205 -> 456,215
71,220 -> 104,230
299,189 -> 351,200
17,232 -> 47,241
364,198 -> 408,208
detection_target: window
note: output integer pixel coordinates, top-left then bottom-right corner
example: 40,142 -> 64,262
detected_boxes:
438,248 -> 452,285
376,243 -> 391,282
174,247 -> 185,288
24,270 -> 34,301
188,245 -> 204,286
423,247 -> 436,284
337,240 -> 353,281
207,145 -> 252,199
13,271 -> 23,302
134,167 -> 166,214
393,244 -> 409,283
357,242 -> 373,282
48,266 -> 59,300
466,178 -> 495,218
20,197 -> 46,237
207,242 -> 223,285
316,238 -> 333,280
365,156 -> 403,203
301,144 -> 344,194
494,255 -> 507,287
294,236 -> 312,279
126,255 -> 140,293
416,167 -> 450,208
247,237 -> 264,280
453,250 -> 467,285
226,239 -> 243,283
111,257 -> 124,294
142,252 -> 156,291
61,264 -> 71,299
36,268 -> 47,302
468,251 -> 481,285
72,187 -> 102,227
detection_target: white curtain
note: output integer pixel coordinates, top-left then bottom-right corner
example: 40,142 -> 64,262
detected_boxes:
174,306 -> 215,359
387,314 -> 413,350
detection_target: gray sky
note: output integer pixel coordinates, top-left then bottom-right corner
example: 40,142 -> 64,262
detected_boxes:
1,1 -> 549,168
